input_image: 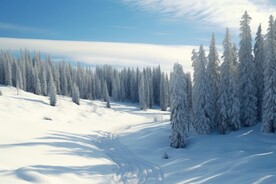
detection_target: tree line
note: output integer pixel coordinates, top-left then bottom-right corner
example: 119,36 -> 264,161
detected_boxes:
0,50 -> 170,109
170,11 -> 276,148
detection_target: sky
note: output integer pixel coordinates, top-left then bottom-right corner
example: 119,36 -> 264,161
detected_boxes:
0,0 -> 276,72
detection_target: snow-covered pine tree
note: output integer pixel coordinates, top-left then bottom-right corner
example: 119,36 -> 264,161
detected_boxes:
170,63 -> 188,148
4,54 -> 12,86
59,62 -> 68,96
218,28 -> 241,134
33,67 -> 41,95
103,81 -> 111,108
106,94 -> 111,108
207,33 -> 220,129
40,64 -> 48,96
153,65 -> 161,105
48,73 -> 57,106
185,72 -> 193,131
254,24 -> 265,122
16,64 -> 23,95
238,11 -> 257,126
102,81 -> 109,102
192,46 -> 211,135
130,68 -> 138,102
261,15 -> 276,133
72,83 -> 80,105
160,72 -> 169,111
112,71 -> 120,101
139,72 -> 147,110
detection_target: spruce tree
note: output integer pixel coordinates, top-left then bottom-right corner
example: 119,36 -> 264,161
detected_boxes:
238,11 -> 257,126
33,68 -> 41,95
72,83 -> 80,105
192,46 -> 211,135
4,58 -> 12,86
160,72 -> 169,111
48,73 -> 57,106
139,73 -> 147,110
103,82 -> 111,108
170,63 -> 188,148
207,33 -> 220,129
218,28 -> 241,134
102,81 -> 109,102
16,65 -> 23,95
185,72 -> 193,131
254,24 -> 265,122
261,15 -> 276,133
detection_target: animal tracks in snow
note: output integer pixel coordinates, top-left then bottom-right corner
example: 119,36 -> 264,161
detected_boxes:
92,131 -> 164,184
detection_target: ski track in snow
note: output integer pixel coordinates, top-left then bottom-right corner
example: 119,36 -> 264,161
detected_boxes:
93,131 -> 164,184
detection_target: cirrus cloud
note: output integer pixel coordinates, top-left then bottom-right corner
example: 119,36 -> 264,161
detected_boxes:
0,37 -> 198,73
122,0 -> 276,32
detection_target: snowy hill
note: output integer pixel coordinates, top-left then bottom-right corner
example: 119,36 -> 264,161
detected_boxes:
0,86 -> 276,184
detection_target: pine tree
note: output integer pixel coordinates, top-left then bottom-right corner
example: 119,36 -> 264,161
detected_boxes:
238,11 -> 257,126
16,64 -> 23,95
207,33 -> 220,129
103,81 -> 111,108
192,46 -> 211,135
160,72 -> 169,111
48,73 -> 57,106
33,68 -> 41,95
106,94 -> 111,108
40,65 -> 48,96
261,15 -> 276,133
139,72 -> 147,110
218,28 -> 241,134
185,72 -> 193,131
170,63 -> 188,148
112,71 -> 120,101
72,83 -> 80,105
4,57 -> 12,86
102,81 -> 109,102
254,24 -> 265,122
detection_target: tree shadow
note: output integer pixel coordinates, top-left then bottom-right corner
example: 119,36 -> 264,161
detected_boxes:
0,131 -> 114,182
11,96 -> 49,106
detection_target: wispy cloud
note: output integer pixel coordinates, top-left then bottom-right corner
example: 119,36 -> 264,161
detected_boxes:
0,37 -> 197,73
122,0 -> 276,32
0,22 -> 55,35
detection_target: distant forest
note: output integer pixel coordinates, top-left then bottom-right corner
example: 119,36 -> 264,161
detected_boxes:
0,49 -> 174,110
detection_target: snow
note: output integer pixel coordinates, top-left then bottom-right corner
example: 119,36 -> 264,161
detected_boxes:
1,86 -> 276,183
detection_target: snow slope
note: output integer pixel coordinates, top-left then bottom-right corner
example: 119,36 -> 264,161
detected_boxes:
0,86 -> 276,184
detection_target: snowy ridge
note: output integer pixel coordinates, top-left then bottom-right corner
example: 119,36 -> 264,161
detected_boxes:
94,131 -> 163,184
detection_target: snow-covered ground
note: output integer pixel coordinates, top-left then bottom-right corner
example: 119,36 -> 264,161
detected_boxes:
0,86 -> 276,184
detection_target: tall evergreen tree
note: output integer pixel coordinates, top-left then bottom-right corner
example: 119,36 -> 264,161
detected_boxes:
139,73 -> 147,110
192,46 -> 211,135
254,24 -> 265,122
262,15 -> 276,133
72,83 -> 80,105
16,64 -> 23,95
185,72 -> 193,131
207,33 -> 220,129
238,11 -> 257,126
218,28 -> 241,134
160,72 -> 169,111
4,56 -> 12,86
170,63 -> 188,148
33,68 -> 41,95
48,73 -> 57,106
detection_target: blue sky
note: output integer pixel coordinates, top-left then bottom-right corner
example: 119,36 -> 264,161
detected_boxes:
0,0 -> 276,72
0,0 -> 213,45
